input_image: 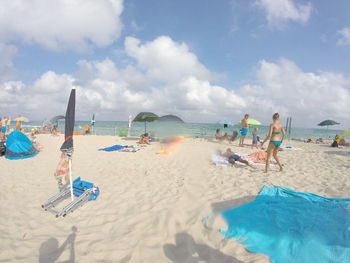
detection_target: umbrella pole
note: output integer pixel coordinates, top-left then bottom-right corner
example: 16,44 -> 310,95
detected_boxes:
69,158 -> 74,201
145,121 -> 146,133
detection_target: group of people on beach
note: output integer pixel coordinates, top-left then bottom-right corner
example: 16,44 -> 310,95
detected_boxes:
217,113 -> 285,173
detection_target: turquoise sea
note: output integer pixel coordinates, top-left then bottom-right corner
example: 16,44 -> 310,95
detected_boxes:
18,121 -> 344,140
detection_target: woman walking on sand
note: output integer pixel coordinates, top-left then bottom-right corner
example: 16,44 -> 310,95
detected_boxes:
261,113 -> 285,173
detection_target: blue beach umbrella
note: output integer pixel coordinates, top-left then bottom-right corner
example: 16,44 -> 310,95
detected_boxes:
217,120 -> 234,127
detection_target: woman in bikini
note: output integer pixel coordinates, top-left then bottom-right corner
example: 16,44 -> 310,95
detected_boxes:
261,113 -> 285,173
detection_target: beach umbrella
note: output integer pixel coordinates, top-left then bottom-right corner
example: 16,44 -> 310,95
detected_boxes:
14,116 -> 29,122
50,115 -> 65,124
158,115 -> 185,123
338,128 -> 350,136
50,115 -> 65,129
60,89 -> 76,201
90,114 -> 95,126
133,112 -> 158,133
239,118 -> 261,126
317,120 -> 340,129
217,120 -> 234,127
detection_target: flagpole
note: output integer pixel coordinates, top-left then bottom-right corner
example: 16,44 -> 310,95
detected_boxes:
69,157 -> 74,201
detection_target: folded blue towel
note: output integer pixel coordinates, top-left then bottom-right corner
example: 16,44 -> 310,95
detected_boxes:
219,186 -> 350,263
99,145 -> 129,151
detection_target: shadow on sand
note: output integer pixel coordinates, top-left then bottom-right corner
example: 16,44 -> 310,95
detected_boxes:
39,226 -> 77,263
324,150 -> 350,156
163,232 -> 244,263
210,196 -> 256,214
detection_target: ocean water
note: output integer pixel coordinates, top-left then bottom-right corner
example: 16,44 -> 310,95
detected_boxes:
17,121 -> 344,140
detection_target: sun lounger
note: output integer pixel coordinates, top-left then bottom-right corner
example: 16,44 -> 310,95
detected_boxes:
42,177 -> 99,217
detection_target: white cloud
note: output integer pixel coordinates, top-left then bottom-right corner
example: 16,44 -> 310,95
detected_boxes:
125,36 -> 213,83
238,58 -> 350,125
0,0 -> 124,51
255,0 -> 312,28
0,36 -> 349,128
337,27 -> 350,46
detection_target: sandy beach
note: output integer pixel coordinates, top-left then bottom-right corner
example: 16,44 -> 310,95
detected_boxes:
0,134 -> 349,262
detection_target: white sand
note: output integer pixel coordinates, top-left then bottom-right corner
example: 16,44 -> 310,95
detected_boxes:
1,134 -> 349,262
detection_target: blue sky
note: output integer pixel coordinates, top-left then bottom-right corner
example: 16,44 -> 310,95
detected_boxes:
0,0 -> 349,128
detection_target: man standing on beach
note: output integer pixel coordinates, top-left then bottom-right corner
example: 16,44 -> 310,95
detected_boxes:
1,116 -> 8,135
239,114 -> 249,147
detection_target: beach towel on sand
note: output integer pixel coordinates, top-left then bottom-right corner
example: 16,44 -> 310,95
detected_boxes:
99,145 -> 128,151
212,152 -> 231,166
247,151 -> 268,164
212,152 -> 263,166
219,186 -> 350,263
280,145 -> 302,150
99,144 -> 141,152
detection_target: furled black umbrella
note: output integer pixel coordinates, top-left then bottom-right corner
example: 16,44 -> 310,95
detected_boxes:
60,89 -> 75,153
158,114 -> 184,123
133,112 -> 158,133
317,120 -> 340,129
60,89 -> 76,200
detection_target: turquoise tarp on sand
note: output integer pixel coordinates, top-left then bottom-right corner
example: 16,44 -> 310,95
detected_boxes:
220,186 -> 350,263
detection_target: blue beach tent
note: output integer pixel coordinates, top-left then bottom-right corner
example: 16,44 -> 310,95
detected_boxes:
5,131 -> 39,160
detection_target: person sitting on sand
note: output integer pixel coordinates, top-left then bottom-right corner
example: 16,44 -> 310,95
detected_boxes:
84,125 -> 91,135
221,148 -> 253,167
51,124 -> 59,136
139,133 -> 150,144
331,135 -> 340,147
215,129 -> 222,139
316,138 -> 324,144
338,138 -> 349,146
215,129 -> 229,141
149,132 -> 158,142
229,131 -> 239,143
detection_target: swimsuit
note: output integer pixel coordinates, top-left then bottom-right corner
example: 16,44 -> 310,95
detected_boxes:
229,154 -> 240,161
270,140 -> 282,147
271,131 -> 282,147
241,127 -> 248,136
1,126 -> 6,133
